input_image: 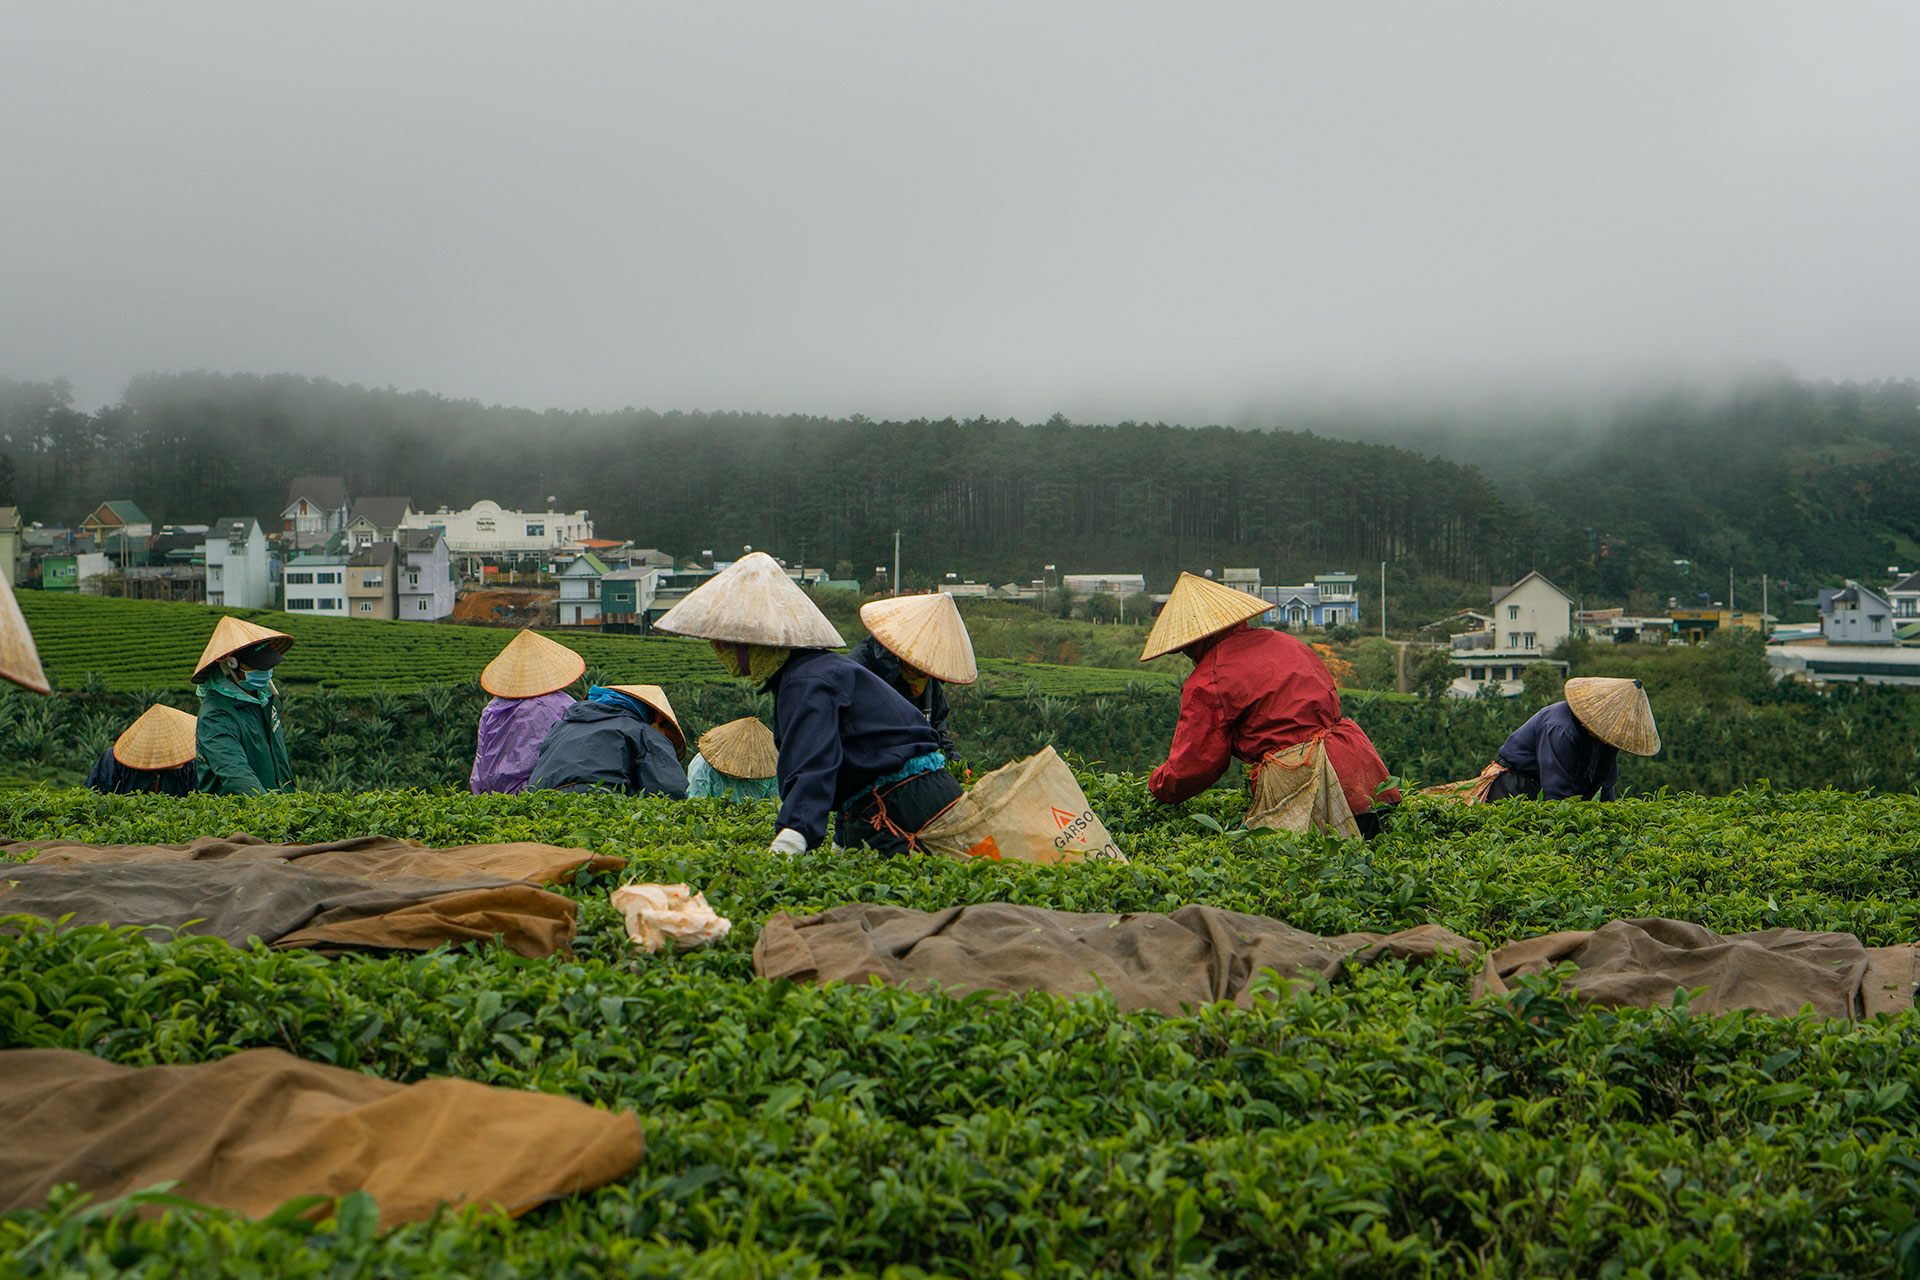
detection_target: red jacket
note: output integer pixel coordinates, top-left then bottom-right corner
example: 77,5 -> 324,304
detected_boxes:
1147,625 -> 1398,815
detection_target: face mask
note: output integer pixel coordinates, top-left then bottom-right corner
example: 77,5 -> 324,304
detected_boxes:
243,669 -> 274,690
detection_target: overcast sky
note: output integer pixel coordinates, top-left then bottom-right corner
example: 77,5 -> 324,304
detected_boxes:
4,2 -> 1917,421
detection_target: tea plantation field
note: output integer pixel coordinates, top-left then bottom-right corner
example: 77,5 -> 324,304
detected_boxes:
14,592 -> 1176,697
3,782 -> 1918,1276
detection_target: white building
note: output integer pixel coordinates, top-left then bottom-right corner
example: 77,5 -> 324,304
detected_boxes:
402,500 -> 593,559
283,550 -> 348,617
398,529 -> 455,621
1062,573 -> 1147,599
1888,571 -> 1920,620
1449,571 -> 1574,696
202,517 -> 272,610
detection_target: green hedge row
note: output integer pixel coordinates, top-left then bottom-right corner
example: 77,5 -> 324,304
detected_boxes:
2,784 -> 1919,1275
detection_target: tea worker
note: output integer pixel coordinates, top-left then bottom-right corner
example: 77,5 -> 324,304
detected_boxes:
471,630 -> 583,794
686,716 -> 781,801
656,552 -> 955,855
1142,573 -> 1398,837
192,616 -> 296,795
0,571 -> 49,695
850,592 -> 976,755
1484,677 -> 1658,802
86,704 -> 198,796
527,683 -> 689,798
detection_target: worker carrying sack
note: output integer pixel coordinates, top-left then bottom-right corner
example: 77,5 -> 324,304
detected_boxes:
1244,738 -> 1360,838
916,746 -> 1126,865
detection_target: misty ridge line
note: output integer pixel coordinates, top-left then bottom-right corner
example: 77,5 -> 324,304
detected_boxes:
2,368 -> 1918,614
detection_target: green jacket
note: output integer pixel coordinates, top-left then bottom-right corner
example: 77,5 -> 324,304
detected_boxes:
196,679 -> 295,795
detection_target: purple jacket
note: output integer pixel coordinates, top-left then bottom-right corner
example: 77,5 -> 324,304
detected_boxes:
470,691 -> 575,794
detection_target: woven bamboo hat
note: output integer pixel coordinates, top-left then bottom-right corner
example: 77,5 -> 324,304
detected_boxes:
859,592 -> 978,684
606,684 -> 685,752
696,716 -> 778,779
1565,677 -> 1660,756
192,616 -> 294,683
654,552 -> 845,649
1140,573 -> 1274,661
113,704 -> 199,770
0,573 -> 49,694
481,629 -> 585,698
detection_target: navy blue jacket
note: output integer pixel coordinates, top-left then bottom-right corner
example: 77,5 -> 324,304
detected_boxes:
86,750 -> 196,796
1497,701 -> 1619,801
527,702 -> 689,798
766,648 -> 942,848
850,635 -> 955,755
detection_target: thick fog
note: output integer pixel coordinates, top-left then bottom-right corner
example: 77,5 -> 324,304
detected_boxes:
4,2 -> 1916,420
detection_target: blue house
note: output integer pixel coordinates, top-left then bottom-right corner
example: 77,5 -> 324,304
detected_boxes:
1260,572 -> 1359,628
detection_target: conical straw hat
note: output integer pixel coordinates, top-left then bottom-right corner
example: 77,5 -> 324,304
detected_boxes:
192,616 -> 295,682
113,704 -> 199,770
860,593 -> 978,684
481,629 -> 584,698
0,573 -> 49,694
606,684 -> 685,752
654,551 -> 845,649
696,716 -> 778,779
1140,573 -> 1274,661
1565,677 -> 1660,756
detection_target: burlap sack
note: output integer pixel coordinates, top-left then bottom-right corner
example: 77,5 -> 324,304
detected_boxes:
1243,739 -> 1358,837
916,747 -> 1126,865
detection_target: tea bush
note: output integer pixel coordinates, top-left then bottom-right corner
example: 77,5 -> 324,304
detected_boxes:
2,782 -> 1919,1275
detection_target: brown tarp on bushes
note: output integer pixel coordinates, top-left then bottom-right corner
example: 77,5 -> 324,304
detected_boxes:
3,832 -> 625,885
0,833 -> 623,956
755,903 -> 1911,1018
753,902 -> 1480,1015
1474,918 -> 1879,1018
0,1048 -> 641,1223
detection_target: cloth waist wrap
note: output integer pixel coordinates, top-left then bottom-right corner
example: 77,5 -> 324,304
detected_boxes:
844,752 -> 946,812
1244,733 -> 1359,838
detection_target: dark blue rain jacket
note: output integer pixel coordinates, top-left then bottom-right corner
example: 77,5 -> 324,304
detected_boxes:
1496,701 -> 1619,801
527,702 -> 689,798
766,648 -> 942,848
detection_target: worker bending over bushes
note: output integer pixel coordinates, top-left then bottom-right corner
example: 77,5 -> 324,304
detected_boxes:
1143,573 -> 1398,838
657,552 -> 956,856
527,684 -> 688,798
87,705 -> 198,796
1486,676 -> 1659,801
849,592 -> 977,755
471,630 -> 582,794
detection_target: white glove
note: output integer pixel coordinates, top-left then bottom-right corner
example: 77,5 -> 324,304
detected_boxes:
768,828 -> 808,857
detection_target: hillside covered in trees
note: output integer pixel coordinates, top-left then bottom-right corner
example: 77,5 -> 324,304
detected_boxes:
1,370 -> 1915,605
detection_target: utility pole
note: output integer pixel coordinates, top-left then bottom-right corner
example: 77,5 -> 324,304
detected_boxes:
893,529 -> 901,598
1762,574 -> 1769,631
1729,566 -> 1735,612
1380,561 -> 1387,638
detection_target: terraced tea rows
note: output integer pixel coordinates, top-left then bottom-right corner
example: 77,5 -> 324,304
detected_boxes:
16,593 -> 1176,697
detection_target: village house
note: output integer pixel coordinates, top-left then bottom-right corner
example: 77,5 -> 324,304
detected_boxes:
397,529 -> 455,621
1820,580 -> 1895,645
345,542 -> 399,619
1883,571 -> 1920,620
201,517 -> 272,610
282,477 -> 351,550
1573,608 -> 1676,645
557,552 -> 610,626
1259,572 -> 1359,629
1449,571 -> 1573,696
283,546 -> 349,617
79,500 -> 153,570
346,498 -> 414,550
599,566 -> 665,633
